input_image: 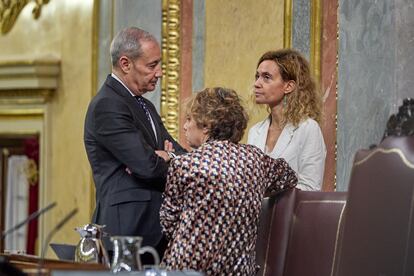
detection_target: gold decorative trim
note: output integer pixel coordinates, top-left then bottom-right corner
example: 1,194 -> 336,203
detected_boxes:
310,0 -> 322,82
25,158 -> 39,185
334,0 -> 339,191
354,148 -> 414,169
90,0 -> 100,218
0,89 -> 52,104
0,73 -> 58,79
161,0 -> 180,140
284,0 -> 321,81
283,0 -> 292,48
0,130 -> 41,135
91,0 -> 99,98
298,200 -> 346,204
0,108 -> 44,116
0,60 -> 59,66
0,0 -> 50,35
0,60 -> 60,101
330,202 -> 346,276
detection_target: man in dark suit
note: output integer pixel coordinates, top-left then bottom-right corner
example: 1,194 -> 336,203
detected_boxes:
84,27 -> 185,259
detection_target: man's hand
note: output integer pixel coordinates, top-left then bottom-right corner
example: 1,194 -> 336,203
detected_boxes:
155,139 -> 177,162
155,150 -> 170,162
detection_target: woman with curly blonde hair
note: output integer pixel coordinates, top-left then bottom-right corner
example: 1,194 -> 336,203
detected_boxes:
160,87 -> 297,275
247,49 -> 326,191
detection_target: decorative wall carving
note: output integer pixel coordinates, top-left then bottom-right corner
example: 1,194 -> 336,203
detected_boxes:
383,98 -> 414,139
161,0 -> 180,140
0,0 -> 49,34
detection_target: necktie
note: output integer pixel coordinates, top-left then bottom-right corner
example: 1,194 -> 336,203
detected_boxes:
135,96 -> 152,123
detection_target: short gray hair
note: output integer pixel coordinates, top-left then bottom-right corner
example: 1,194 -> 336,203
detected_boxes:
110,27 -> 157,67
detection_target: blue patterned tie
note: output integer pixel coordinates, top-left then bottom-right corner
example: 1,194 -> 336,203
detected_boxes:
135,96 -> 152,123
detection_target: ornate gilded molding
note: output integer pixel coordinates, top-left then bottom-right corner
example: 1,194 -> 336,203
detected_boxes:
0,0 -> 50,35
0,89 -> 52,104
284,0 -> 321,81
161,0 -> 180,140
283,0 -> 292,48
0,59 -> 60,104
0,108 -> 44,116
25,158 -> 39,185
335,0 -> 339,190
310,0 -> 322,82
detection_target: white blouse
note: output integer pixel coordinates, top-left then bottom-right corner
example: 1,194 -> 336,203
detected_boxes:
247,117 -> 326,191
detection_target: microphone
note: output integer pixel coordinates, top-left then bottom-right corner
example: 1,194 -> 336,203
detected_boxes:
38,208 -> 78,275
1,202 -> 56,276
40,208 -> 78,260
1,202 -> 57,239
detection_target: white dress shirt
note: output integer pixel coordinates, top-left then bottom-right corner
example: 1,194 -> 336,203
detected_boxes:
247,117 -> 326,191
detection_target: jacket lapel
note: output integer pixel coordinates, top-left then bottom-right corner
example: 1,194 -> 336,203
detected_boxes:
105,75 -> 158,148
253,117 -> 296,157
253,118 -> 270,151
272,124 -> 296,157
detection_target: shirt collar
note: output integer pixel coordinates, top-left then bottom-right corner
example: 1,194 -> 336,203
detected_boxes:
111,73 -> 136,98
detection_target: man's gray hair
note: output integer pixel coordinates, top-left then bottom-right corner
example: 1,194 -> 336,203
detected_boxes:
110,27 -> 157,67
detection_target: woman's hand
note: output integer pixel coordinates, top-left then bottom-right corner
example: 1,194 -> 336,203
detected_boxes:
164,140 -> 174,152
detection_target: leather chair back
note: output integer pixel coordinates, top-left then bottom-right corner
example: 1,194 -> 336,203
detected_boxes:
256,189 -> 346,276
283,191 -> 346,276
256,189 -> 297,276
332,136 -> 414,276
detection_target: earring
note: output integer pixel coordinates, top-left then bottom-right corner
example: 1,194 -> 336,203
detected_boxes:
283,95 -> 287,107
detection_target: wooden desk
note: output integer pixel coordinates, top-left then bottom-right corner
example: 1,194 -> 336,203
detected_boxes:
1,253 -> 107,276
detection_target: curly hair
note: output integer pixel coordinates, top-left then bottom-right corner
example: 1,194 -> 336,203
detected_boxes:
186,87 -> 248,143
257,49 -> 323,126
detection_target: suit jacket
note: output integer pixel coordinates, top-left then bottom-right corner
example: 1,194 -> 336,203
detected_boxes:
160,140 -> 297,275
84,75 -> 185,247
247,117 -> 326,191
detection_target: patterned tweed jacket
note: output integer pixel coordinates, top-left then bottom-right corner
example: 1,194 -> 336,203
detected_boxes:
160,140 -> 297,275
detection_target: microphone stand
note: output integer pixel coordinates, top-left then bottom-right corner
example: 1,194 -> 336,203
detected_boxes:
1,202 -> 56,276
1,202 -> 57,239
37,208 -> 78,276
